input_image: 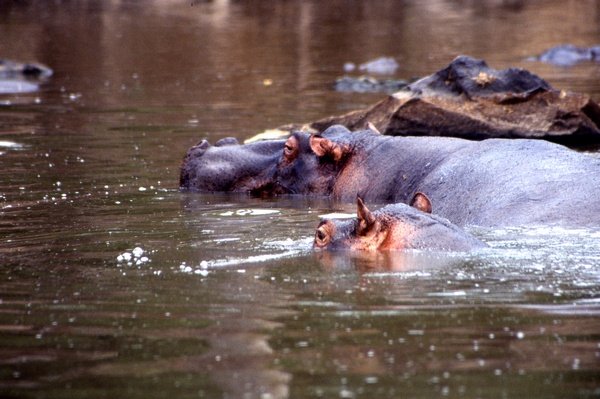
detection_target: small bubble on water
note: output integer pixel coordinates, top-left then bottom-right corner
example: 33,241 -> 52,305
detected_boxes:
132,247 -> 144,257
344,62 -> 356,72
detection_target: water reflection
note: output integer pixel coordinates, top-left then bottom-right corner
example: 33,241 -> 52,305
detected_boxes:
315,249 -> 474,273
80,270 -> 296,399
259,256 -> 600,398
270,300 -> 600,397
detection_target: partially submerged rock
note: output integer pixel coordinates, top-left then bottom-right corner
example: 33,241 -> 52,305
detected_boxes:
0,59 -> 53,79
344,57 -> 399,75
529,44 -> 600,66
334,75 -> 410,93
309,56 -> 600,146
0,59 -> 53,94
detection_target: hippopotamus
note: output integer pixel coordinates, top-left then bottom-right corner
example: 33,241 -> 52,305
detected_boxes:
180,125 -> 600,228
314,195 -> 486,252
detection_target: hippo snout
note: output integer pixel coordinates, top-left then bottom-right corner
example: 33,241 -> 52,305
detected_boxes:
195,139 -> 211,149
187,137 -> 239,158
180,136 -> 286,192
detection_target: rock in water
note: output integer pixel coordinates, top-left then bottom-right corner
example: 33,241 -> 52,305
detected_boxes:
310,56 -> 600,146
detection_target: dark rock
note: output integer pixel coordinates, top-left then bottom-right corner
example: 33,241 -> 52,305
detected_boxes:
310,56 -> 600,146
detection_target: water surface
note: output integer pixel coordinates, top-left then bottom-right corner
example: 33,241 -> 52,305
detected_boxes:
1,1 -> 599,398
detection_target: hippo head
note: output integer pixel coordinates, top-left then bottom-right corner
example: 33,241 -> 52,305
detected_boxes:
273,125 -> 362,196
180,136 -> 287,194
180,125 -> 375,197
313,194 -> 485,252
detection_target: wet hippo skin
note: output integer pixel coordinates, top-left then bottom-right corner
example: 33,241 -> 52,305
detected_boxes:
181,125 -> 600,228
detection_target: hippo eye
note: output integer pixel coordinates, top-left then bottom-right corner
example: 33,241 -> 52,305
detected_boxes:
314,225 -> 331,247
284,143 -> 295,158
283,136 -> 298,160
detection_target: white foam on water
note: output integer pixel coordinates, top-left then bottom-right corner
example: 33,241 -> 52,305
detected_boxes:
0,140 -> 24,149
196,250 -> 303,269
116,246 -> 151,267
318,212 -> 356,219
219,208 -> 280,217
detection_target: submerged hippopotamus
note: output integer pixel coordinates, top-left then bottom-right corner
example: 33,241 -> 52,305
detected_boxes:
314,195 -> 486,252
180,125 -> 600,227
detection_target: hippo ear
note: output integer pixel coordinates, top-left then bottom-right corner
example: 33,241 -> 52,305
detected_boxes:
410,192 -> 433,214
356,196 -> 377,236
309,135 -> 347,162
366,121 -> 382,135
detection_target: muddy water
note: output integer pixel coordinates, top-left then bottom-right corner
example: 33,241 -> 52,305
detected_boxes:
1,1 -> 600,398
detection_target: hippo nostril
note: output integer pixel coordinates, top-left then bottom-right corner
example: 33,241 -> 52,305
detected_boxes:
215,137 -> 240,147
187,140 -> 211,157
195,140 -> 211,150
